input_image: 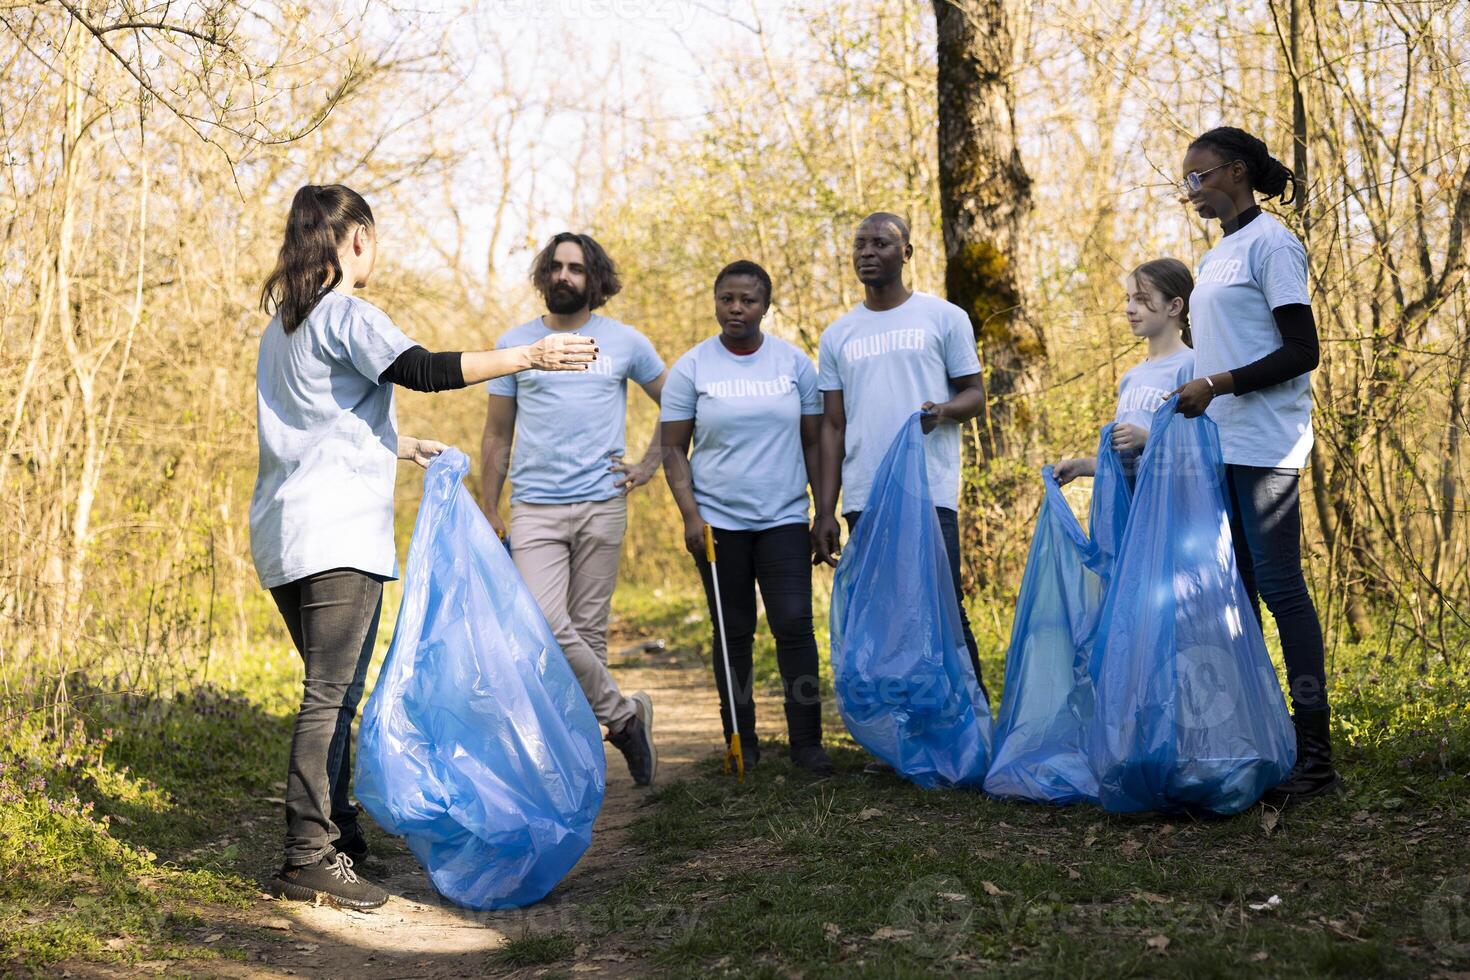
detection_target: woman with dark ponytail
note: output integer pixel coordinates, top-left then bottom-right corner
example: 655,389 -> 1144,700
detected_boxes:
251,184 -> 597,909
1171,127 -> 1340,807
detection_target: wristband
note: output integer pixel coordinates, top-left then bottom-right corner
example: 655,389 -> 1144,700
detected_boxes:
1203,376 -> 1216,391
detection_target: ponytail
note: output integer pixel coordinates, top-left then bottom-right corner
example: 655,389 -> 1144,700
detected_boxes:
260,184 -> 374,333
1189,126 -> 1296,204
1130,258 -> 1194,348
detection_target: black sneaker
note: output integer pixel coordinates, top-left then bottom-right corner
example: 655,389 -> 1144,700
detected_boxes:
334,820 -> 369,862
609,692 -> 657,787
268,852 -> 388,910
790,744 -> 835,778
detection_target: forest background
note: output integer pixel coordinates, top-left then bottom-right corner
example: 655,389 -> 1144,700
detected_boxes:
3,0 -> 1466,701
1,0 -> 1468,971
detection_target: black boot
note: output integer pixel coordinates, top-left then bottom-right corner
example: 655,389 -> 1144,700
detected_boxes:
785,703 -> 833,776
790,744 -> 834,777
727,730 -> 760,771
1263,707 -> 1343,807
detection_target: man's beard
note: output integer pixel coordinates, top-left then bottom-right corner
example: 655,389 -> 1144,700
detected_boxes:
546,283 -> 588,315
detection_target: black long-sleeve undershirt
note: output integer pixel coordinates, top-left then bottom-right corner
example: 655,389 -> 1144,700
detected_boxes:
377,346 -> 466,392
1229,304 -> 1319,395
1217,204 -> 1321,395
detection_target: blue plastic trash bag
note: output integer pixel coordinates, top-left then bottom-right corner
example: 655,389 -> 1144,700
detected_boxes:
830,413 -> 992,788
355,449 -> 606,909
1087,400 -> 1295,814
984,426 -> 1131,804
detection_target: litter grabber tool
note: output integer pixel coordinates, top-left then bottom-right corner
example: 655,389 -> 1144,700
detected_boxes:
704,524 -> 745,780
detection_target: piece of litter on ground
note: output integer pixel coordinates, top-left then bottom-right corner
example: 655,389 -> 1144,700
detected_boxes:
857,808 -> 883,821
871,927 -> 914,941
262,917 -> 293,931
937,892 -> 968,902
1248,895 -> 1282,912
1146,934 -> 1171,952
202,933 -> 224,943
981,881 -> 1009,897
824,923 -> 841,941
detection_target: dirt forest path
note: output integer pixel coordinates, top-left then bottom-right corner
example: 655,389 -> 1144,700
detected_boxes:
186,637 -> 736,980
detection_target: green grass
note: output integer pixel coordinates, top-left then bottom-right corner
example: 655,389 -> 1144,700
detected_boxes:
584,620 -> 1470,978
489,928 -> 577,967
3,585 -> 1467,977
0,651 -> 302,971
591,747 -> 1468,976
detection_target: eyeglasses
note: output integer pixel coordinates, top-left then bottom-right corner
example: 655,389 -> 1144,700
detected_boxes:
1182,161 -> 1238,194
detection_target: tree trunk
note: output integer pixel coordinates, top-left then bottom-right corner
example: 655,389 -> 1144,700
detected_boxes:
931,0 -> 1039,454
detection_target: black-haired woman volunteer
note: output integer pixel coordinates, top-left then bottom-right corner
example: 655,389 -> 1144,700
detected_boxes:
1172,127 -> 1341,806
661,261 -> 834,778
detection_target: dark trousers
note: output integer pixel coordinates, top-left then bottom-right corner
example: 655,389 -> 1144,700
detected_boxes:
845,506 -> 988,701
1225,465 -> 1328,712
696,523 -> 823,749
269,567 -> 383,866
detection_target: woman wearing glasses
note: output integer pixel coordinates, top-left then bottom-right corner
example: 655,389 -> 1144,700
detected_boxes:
1170,126 -> 1340,807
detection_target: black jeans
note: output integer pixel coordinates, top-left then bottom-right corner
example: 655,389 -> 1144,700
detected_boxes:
845,506 -> 988,701
1225,465 -> 1328,712
695,523 -> 823,749
270,568 -> 384,866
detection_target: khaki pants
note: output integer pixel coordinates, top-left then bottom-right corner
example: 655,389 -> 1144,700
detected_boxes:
510,496 -> 635,731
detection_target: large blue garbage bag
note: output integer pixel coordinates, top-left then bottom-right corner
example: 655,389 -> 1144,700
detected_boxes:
355,449 -> 605,909
830,413 -> 992,788
984,426 -> 1131,803
1087,400 -> 1295,814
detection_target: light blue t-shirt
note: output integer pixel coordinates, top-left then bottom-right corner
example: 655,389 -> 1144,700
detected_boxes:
1114,348 -> 1195,431
817,292 -> 982,513
1191,212 -> 1314,467
487,315 -> 665,504
250,291 -> 414,589
661,335 -> 822,531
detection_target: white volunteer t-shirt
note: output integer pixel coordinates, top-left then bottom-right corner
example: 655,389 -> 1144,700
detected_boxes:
1191,212 -> 1314,468
817,292 -> 982,513
487,315 -> 665,504
1115,349 -> 1195,431
250,291 -> 414,589
660,335 -> 822,531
